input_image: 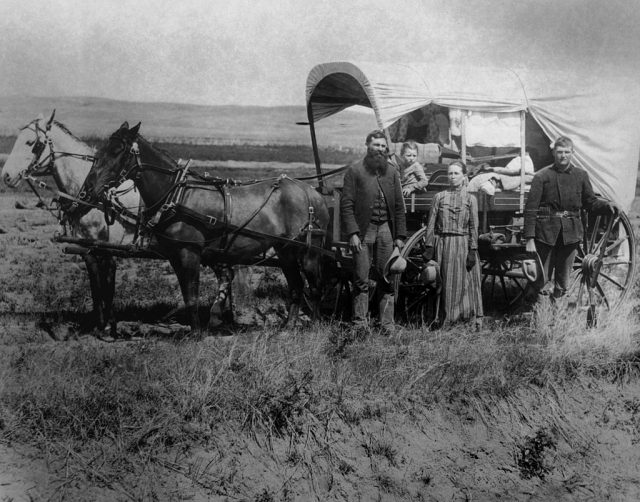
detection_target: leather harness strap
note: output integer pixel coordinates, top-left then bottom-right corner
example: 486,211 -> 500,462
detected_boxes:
143,175 -> 332,257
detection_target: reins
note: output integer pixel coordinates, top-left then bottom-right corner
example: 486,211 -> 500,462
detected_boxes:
97,136 -> 330,257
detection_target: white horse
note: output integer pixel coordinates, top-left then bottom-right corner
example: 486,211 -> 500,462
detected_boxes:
1,111 -> 234,334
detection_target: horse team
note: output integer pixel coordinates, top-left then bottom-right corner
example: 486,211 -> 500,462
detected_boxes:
1,112 -> 331,336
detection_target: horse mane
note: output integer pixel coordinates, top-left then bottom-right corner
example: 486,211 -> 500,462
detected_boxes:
52,119 -> 92,151
136,134 -> 178,167
52,120 -> 81,140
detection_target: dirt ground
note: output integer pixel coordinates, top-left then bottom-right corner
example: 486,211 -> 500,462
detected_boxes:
2,191 -> 640,501
1,372 -> 640,501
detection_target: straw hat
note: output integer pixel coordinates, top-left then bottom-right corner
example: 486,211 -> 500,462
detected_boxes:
383,247 -> 407,283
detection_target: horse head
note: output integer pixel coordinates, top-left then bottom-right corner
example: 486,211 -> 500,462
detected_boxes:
83,121 -> 141,205
2,110 -> 56,188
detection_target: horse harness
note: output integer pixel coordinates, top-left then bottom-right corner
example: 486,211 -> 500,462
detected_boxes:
19,119 -> 140,233
125,141 -> 325,256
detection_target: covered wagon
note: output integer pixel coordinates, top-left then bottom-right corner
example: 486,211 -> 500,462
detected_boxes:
305,61 -> 640,322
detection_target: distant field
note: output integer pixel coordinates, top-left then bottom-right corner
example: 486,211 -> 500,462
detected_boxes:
0,96 -> 377,147
0,135 -> 355,194
0,134 -> 361,163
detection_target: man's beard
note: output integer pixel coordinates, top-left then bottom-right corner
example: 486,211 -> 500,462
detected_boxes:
364,150 -> 388,173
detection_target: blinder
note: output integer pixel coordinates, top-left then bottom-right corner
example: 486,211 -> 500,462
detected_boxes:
20,121 -> 54,176
28,138 -> 46,158
26,138 -> 53,176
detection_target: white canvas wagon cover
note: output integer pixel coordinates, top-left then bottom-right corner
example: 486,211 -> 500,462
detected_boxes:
306,61 -> 640,210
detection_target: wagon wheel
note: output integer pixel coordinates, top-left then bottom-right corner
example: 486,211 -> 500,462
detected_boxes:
303,252 -> 352,321
564,211 -> 636,324
480,250 -> 530,312
395,226 -> 439,326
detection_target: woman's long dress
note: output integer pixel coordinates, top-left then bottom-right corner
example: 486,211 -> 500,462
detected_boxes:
425,187 -> 483,323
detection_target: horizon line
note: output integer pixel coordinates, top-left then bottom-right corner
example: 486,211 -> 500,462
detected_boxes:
0,94 -> 309,109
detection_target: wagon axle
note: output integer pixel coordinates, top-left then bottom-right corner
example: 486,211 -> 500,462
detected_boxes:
581,254 -> 603,288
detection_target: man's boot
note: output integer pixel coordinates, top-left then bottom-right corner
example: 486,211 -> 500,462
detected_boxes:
379,293 -> 395,335
352,292 -> 369,334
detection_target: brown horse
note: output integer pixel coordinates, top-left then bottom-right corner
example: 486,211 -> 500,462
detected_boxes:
81,122 -> 330,333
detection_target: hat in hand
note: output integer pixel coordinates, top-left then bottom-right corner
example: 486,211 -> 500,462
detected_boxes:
383,247 -> 407,283
522,252 -> 546,288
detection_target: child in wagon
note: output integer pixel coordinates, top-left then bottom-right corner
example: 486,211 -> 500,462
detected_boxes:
397,140 -> 430,196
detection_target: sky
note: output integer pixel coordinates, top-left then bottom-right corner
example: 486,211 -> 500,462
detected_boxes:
0,0 -> 638,107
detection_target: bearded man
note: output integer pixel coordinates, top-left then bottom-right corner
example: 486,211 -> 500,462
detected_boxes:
341,130 -> 406,334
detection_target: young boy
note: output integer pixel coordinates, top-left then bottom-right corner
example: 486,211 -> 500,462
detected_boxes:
398,141 -> 429,196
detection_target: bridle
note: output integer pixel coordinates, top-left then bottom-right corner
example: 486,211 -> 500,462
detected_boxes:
20,119 -> 56,178
87,134 -> 183,213
19,119 -> 95,180
117,137 -> 180,188
77,132 -> 182,228
16,119 -> 106,222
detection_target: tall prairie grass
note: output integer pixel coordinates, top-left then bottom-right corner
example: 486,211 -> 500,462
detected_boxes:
2,292 -> 638,442
1,284 -> 639,498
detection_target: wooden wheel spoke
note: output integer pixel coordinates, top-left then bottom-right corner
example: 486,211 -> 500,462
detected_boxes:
602,260 -> 632,267
605,235 -> 629,254
566,272 -> 584,304
406,293 -> 429,310
591,216 -> 621,255
499,275 -> 509,302
575,279 -> 585,306
588,215 -> 602,251
405,258 -> 424,271
566,211 -> 635,316
594,282 -> 611,309
597,271 -> 626,290
513,279 -> 526,293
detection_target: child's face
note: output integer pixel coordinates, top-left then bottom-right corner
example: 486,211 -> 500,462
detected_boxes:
402,148 -> 418,165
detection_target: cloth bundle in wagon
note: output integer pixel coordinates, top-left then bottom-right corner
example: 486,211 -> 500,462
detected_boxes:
305,61 -> 640,322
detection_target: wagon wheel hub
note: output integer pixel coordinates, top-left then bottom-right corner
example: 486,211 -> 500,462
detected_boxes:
581,253 -> 602,289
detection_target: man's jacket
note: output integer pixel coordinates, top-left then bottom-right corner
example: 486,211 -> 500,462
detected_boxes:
524,163 -> 609,245
341,159 -> 407,240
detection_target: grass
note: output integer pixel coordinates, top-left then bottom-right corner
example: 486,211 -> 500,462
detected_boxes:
0,195 -> 639,498
1,297 -> 639,495
0,323 -> 637,499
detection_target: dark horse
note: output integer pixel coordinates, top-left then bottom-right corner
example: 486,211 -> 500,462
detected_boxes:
81,122 -> 330,332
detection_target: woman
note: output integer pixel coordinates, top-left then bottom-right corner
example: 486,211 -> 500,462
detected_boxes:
423,161 -> 483,326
